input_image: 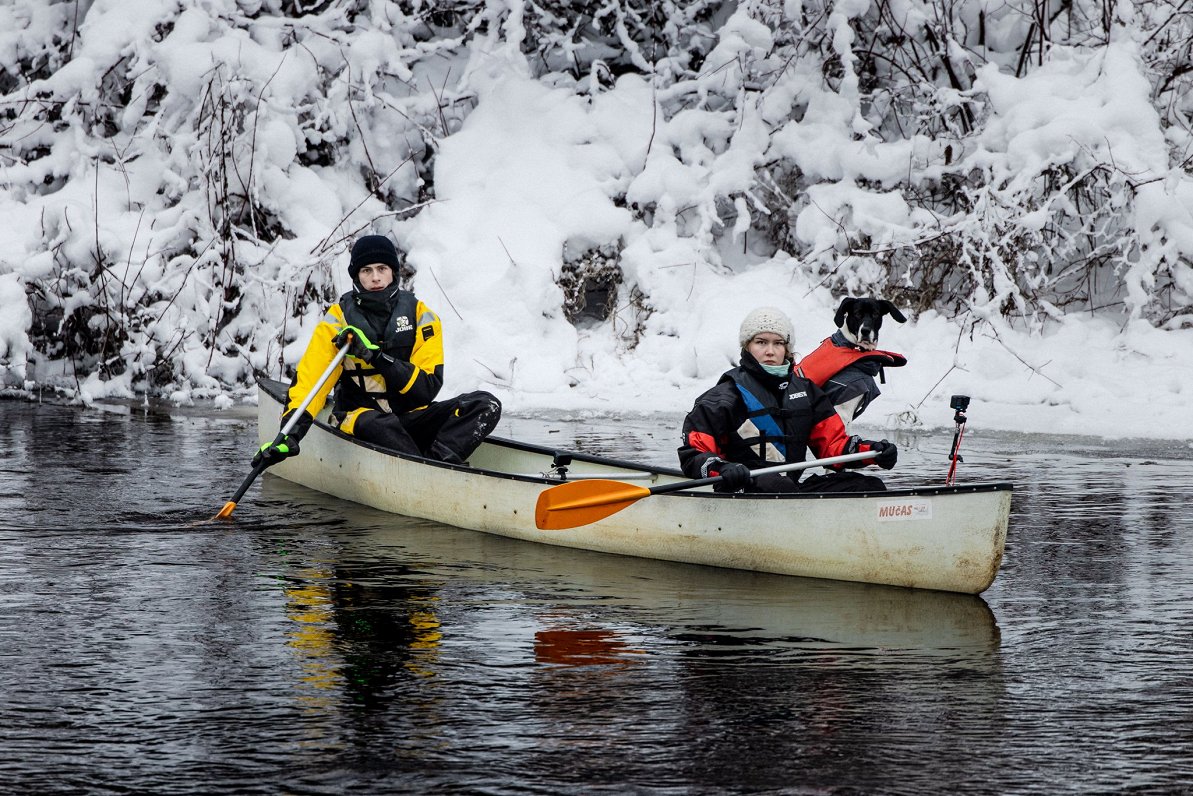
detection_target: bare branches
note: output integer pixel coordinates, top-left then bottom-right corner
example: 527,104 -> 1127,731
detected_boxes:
7,0 -> 1193,401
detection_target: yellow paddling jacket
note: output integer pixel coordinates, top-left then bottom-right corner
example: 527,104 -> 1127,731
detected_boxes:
285,289 -> 444,435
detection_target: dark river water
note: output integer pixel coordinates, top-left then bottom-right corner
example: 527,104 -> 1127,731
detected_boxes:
2,399 -> 1192,794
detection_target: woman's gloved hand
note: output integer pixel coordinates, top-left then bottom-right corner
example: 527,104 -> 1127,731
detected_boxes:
711,460 -> 752,492
864,439 -> 898,469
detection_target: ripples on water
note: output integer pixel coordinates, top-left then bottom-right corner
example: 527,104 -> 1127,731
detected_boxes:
1,402 -> 1192,794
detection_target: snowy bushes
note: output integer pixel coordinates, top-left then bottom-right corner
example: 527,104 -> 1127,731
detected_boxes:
0,0 -> 1191,403
0,0 -> 461,398
720,1 -> 1193,329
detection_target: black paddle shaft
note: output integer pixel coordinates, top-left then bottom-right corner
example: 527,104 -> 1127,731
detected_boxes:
228,460 -> 269,505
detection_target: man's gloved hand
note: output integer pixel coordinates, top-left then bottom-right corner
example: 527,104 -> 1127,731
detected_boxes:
711,460 -> 752,492
252,432 -> 300,468
865,439 -> 898,469
332,325 -> 380,364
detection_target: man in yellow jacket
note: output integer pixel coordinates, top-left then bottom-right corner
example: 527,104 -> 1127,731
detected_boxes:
254,234 -> 501,466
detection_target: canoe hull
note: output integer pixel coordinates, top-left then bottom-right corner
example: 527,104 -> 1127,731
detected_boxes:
257,383 -> 1009,594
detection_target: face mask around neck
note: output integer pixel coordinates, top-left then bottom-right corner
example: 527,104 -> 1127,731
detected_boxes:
354,281 -> 401,309
760,362 -> 790,377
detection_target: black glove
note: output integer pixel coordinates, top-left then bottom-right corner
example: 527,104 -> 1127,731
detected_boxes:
252,432 -> 300,468
711,460 -> 752,492
332,325 -> 380,363
865,439 -> 898,470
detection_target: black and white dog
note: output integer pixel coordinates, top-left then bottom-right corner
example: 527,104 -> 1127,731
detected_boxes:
834,297 -> 907,351
796,298 -> 908,430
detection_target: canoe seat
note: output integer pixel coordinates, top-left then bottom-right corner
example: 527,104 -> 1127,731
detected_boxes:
511,452 -> 660,482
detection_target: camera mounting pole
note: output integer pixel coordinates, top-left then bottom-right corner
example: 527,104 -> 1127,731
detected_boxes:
946,395 -> 970,486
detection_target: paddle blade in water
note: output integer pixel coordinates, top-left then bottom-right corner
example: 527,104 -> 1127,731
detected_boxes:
535,479 -> 652,530
214,501 -> 237,520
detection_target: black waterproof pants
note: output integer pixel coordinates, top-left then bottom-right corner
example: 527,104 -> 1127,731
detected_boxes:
353,391 -> 502,463
751,469 -> 886,493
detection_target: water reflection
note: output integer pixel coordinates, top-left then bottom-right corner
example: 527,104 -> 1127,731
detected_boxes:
534,626 -> 645,667
261,483 -> 1005,673
3,400 -> 1193,794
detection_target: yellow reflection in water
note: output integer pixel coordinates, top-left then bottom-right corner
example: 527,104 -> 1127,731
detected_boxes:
284,567 -> 446,699
285,567 -> 342,703
405,600 -> 442,678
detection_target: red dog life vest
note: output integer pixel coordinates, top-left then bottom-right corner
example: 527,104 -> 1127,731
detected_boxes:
796,337 -> 907,386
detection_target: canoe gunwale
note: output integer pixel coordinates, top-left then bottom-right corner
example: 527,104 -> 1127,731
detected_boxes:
257,378 -> 1012,501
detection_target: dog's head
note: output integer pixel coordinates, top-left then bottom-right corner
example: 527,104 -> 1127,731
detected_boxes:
834,297 -> 907,350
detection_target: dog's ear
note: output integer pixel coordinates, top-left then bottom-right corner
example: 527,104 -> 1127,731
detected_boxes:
834,298 -> 855,328
879,300 -> 907,323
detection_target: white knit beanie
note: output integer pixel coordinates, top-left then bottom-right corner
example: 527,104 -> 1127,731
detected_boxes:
738,306 -> 794,348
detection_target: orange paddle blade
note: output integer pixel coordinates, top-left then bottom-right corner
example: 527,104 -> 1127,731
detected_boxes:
535,479 -> 652,530
214,501 -> 237,520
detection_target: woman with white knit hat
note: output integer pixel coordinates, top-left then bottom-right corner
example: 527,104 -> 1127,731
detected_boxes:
677,306 -> 896,493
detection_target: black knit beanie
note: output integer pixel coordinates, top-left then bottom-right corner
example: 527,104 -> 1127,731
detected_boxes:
349,235 -> 400,282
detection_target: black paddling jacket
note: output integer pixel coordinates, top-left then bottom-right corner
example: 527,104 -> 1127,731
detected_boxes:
283,288 -> 444,437
678,352 -> 861,481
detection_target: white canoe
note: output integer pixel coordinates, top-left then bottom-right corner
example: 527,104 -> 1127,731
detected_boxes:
256,380 -> 1011,595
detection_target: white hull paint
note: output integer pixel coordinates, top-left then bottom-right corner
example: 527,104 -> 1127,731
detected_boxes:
257,382 -> 1011,594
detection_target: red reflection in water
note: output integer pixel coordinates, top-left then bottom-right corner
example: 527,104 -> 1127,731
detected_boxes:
534,628 -> 642,667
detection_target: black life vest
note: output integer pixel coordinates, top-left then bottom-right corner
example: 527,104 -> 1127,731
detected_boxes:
334,288 -> 419,413
720,365 -> 820,466
339,288 -> 419,360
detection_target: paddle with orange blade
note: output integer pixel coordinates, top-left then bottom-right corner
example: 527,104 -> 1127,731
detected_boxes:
214,344 -> 350,520
535,450 -> 876,530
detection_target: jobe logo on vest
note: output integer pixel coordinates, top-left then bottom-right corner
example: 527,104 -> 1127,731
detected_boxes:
393,315 -> 413,333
